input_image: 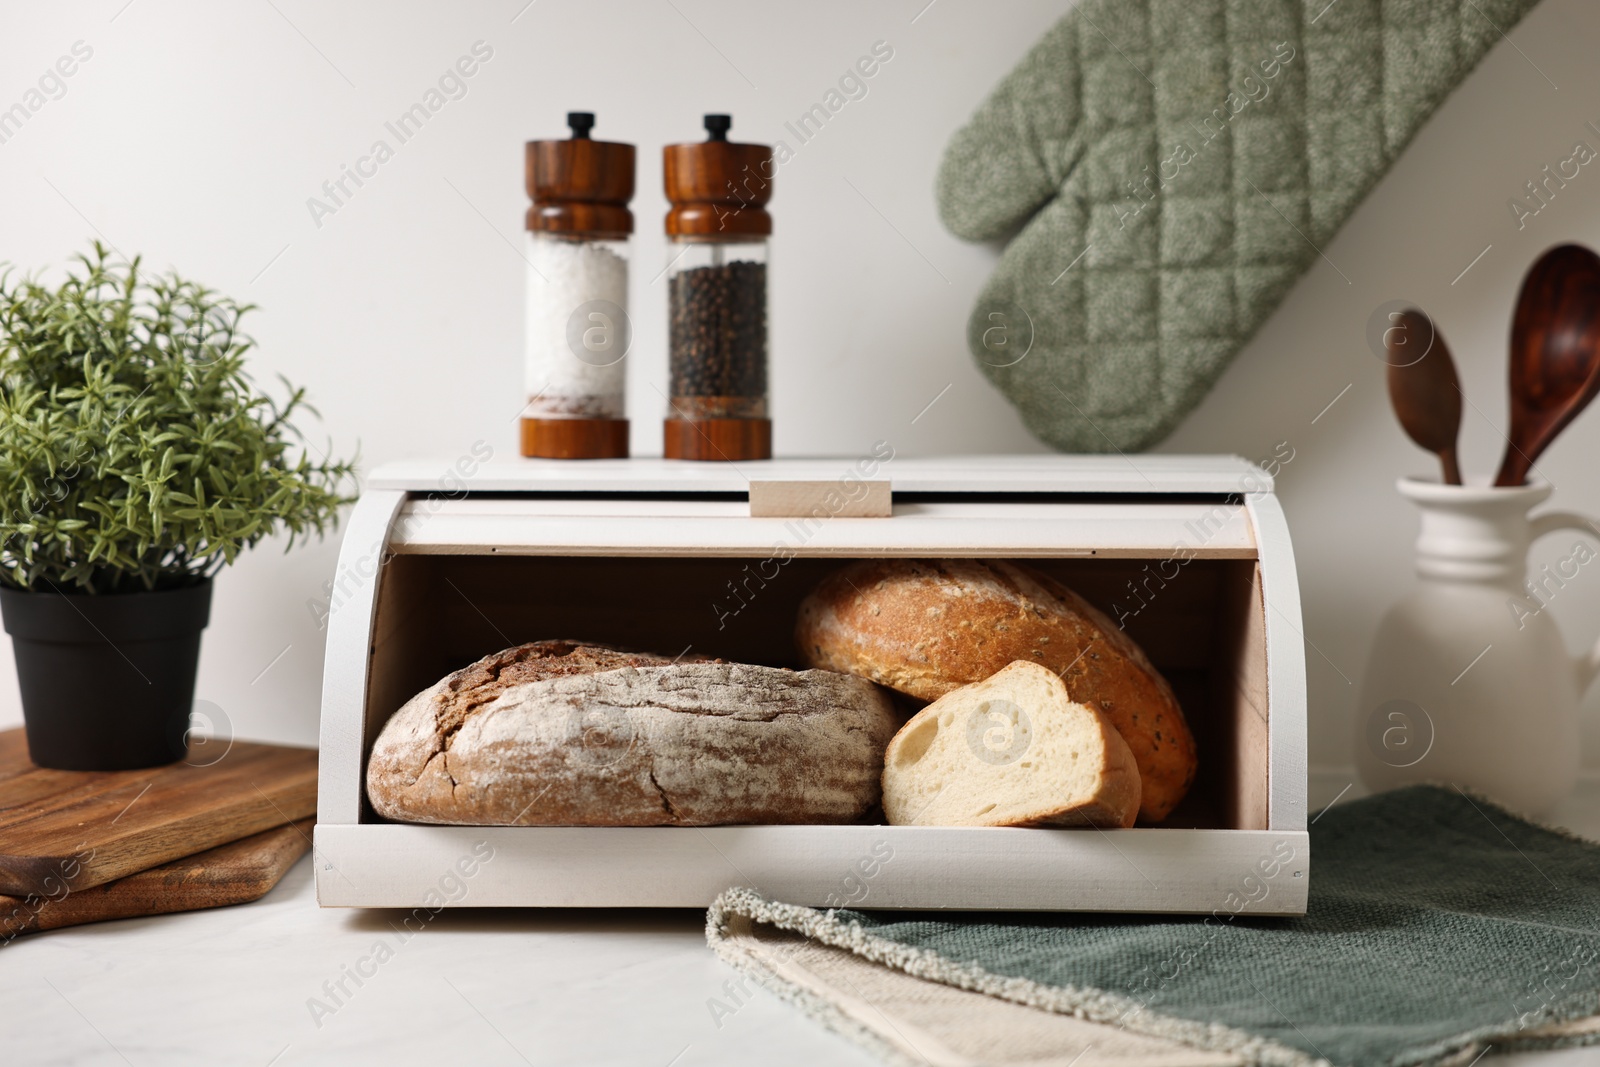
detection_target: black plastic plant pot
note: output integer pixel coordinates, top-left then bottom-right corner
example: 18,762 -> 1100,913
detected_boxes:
0,580 -> 212,771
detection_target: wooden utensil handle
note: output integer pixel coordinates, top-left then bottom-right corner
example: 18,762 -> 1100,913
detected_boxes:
1440,447 -> 1462,486
1494,450 -> 1531,487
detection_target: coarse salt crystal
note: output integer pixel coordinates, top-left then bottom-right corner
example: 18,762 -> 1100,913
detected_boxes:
524,235 -> 628,419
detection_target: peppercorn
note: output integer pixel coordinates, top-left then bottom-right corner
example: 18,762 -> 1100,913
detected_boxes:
669,260 -> 767,416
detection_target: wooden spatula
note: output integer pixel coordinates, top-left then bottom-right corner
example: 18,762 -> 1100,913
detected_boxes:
1385,308 -> 1463,485
1495,244 -> 1600,486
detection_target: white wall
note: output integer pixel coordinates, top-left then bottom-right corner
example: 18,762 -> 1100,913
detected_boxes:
2,0 -> 1599,774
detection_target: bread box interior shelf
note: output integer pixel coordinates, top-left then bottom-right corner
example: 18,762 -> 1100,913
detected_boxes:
317,455 -> 1308,914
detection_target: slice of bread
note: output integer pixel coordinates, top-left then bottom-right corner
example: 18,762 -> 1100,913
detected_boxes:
881,660 -> 1141,829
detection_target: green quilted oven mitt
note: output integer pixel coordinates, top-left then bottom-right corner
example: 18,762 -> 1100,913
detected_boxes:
939,0 -> 1543,452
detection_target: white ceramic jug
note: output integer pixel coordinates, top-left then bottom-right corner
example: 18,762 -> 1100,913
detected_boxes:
1355,477 -> 1600,814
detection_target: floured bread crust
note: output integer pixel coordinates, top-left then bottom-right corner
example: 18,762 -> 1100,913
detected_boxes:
366,642 -> 899,826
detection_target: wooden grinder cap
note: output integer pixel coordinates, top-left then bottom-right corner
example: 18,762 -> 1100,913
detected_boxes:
664,114 -> 772,239
526,112 -> 635,238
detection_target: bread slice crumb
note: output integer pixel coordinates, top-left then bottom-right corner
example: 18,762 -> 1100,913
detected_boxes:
881,660 -> 1141,828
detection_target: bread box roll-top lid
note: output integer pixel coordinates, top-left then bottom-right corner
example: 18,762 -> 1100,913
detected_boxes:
664,114 -> 772,239
525,111 -> 635,238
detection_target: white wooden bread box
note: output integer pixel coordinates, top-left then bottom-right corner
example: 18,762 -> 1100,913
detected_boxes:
316,454 -> 1309,914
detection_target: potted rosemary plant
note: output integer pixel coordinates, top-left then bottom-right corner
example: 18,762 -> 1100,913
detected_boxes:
0,245 -> 356,770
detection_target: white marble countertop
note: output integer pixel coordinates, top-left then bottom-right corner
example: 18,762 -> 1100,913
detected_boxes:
0,856 -> 874,1067
2,781 -> 1598,1066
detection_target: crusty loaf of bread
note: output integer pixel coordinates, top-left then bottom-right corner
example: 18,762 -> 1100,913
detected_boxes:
795,560 -> 1195,822
365,642 -> 899,826
882,661 -> 1140,828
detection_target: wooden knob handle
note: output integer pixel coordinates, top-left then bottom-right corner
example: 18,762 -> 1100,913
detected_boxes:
663,116 -> 772,238
526,118 -> 635,238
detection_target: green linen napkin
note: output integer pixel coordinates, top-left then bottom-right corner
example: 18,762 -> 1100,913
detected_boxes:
708,786 -> 1600,1066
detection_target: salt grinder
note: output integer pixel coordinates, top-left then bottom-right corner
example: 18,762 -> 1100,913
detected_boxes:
521,111 -> 635,459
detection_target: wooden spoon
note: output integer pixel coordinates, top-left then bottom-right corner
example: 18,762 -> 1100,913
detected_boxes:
1385,309 -> 1463,485
1494,244 -> 1600,486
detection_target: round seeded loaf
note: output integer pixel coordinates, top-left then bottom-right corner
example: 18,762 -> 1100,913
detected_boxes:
795,560 -> 1196,822
366,641 -> 899,826
882,660 -> 1140,828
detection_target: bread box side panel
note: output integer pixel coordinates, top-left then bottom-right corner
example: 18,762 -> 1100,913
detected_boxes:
1245,492 -> 1308,831
317,489 -> 408,826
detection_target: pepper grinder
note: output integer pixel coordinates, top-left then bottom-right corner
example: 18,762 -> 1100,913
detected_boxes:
662,114 -> 773,461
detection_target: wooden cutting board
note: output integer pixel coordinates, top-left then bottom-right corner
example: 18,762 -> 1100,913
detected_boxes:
0,727 -> 317,897
0,818 -> 313,940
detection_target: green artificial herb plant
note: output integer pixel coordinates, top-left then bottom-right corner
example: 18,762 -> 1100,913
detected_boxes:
0,244 -> 357,594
